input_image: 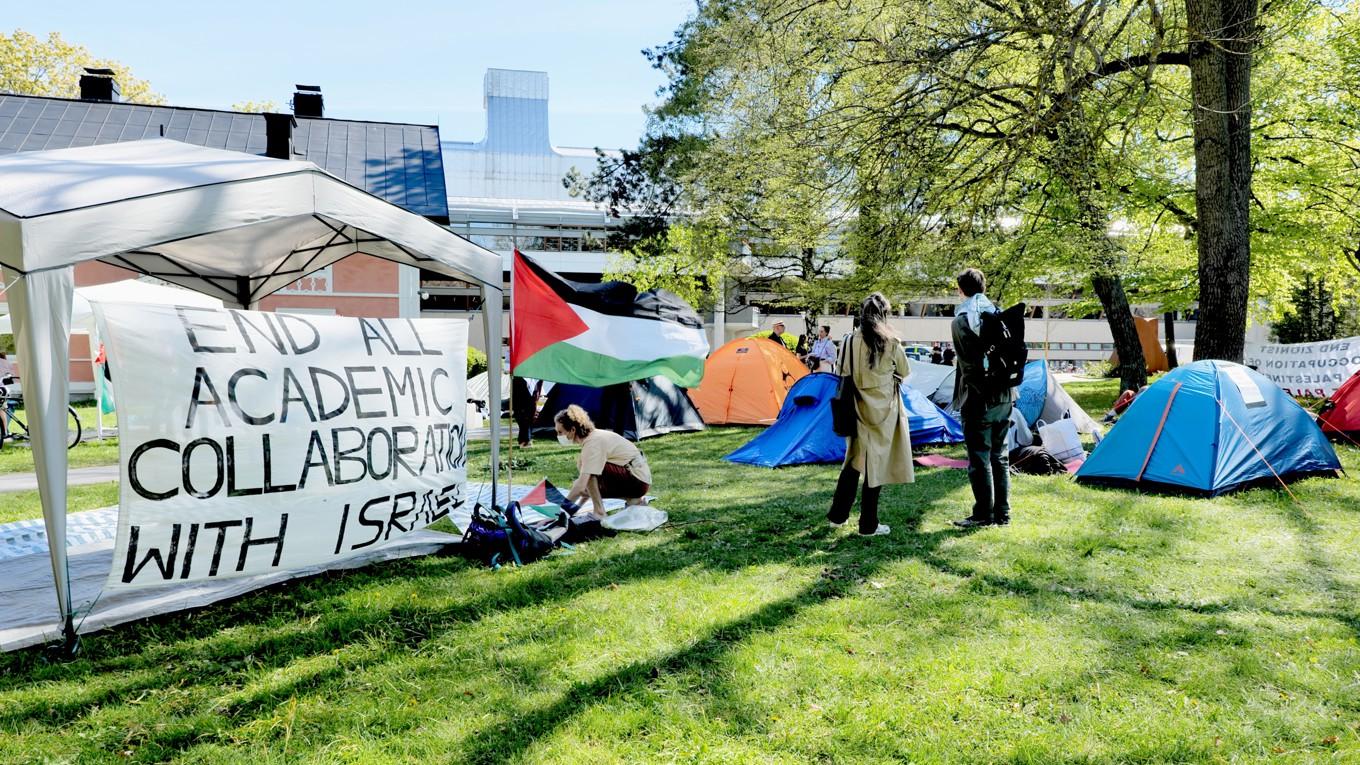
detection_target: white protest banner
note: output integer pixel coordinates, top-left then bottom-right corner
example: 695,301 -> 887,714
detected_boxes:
1243,336 -> 1360,397
94,304 -> 469,589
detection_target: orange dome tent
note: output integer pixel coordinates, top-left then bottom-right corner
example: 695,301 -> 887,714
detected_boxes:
690,337 -> 809,425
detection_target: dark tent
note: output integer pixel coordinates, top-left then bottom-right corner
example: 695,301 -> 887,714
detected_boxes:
533,376 -> 705,441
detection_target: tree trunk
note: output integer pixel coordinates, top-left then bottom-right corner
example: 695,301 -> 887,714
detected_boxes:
1186,0 -> 1257,362
1164,311 -> 1180,369
1092,274 -> 1149,392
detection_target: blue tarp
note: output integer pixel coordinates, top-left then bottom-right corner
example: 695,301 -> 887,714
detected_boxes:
1076,360 -> 1341,495
1015,360 -> 1049,425
725,373 -> 964,468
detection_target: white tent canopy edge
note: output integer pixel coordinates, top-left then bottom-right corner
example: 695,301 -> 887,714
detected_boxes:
0,139 -> 504,650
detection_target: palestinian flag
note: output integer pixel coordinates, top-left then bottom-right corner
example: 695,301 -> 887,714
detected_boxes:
511,251 -> 709,387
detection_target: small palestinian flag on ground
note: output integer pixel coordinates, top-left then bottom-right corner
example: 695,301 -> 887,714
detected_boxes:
511,251 -> 709,387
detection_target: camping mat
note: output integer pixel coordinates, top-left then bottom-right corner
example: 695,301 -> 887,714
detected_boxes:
1,481 -> 630,653
913,455 -> 970,470
1,507 -> 121,563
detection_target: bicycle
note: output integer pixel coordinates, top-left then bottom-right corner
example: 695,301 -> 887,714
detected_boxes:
0,376 -> 82,450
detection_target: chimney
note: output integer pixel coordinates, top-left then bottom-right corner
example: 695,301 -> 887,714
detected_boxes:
292,84 -> 323,118
79,67 -> 120,102
263,112 -> 296,159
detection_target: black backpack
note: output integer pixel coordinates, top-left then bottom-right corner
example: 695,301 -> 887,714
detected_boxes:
1009,446 -> 1067,475
978,303 -> 1028,396
460,502 -> 556,568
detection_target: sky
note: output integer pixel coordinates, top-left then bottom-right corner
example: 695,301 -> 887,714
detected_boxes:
6,0 -> 696,149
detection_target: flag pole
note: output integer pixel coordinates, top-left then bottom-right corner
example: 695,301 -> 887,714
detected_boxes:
505,248 -> 519,505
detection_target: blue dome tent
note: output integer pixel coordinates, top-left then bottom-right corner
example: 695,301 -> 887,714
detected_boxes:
1076,360 -> 1341,495
725,373 -> 963,468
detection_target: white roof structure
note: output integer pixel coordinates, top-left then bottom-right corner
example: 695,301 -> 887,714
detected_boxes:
0,139 -> 504,651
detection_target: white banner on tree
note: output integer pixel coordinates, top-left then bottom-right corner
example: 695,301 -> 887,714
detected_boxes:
1243,336 -> 1360,397
95,304 -> 469,589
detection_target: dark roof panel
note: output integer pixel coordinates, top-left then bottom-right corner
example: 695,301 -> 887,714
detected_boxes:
0,94 -> 448,218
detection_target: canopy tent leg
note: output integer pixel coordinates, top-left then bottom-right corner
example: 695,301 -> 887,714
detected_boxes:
484,285 -> 503,507
4,266 -> 79,653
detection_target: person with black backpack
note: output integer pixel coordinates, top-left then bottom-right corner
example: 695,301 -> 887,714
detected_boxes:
950,268 -> 1024,528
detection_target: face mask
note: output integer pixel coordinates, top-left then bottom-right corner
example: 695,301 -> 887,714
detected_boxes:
557,434 -> 573,446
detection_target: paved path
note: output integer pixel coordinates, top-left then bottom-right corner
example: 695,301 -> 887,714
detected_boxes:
0,465 -> 119,493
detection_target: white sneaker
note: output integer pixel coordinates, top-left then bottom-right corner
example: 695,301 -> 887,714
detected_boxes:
828,520 -> 846,528
859,524 -> 890,537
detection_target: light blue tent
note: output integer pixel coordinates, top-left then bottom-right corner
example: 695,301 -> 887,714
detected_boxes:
725,373 -> 964,468
1076,360 -> 1341,495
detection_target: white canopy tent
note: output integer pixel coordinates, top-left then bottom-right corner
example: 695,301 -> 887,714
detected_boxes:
0,139 -> 504,649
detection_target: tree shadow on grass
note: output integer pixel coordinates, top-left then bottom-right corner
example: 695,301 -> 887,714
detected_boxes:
0,478 -> 966,754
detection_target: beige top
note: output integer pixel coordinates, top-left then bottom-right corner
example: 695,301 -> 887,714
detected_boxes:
840,332 -> 915,488
577,428 -> 652,484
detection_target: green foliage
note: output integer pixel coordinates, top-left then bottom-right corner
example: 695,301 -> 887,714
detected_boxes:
229,100 -> 279,113
0,29 -> 162,104
604,221 -> 732,310
466,346 -> 488,378
1272,274 -> 1360,343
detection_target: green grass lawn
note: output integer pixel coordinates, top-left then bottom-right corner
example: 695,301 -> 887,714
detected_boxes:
2,383 -> 1359,763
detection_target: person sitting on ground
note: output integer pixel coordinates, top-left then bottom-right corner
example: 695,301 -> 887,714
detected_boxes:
556,404 -> 652,518
1102,385 -> 1149,424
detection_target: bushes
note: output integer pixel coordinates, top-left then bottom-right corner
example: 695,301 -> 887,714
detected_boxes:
467,347 -> 489,375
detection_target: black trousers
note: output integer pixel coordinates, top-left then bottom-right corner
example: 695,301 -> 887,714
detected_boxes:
826,465 -> 881,534
514,414 -> 533,445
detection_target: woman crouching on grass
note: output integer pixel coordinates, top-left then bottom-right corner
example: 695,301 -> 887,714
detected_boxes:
555,404 -> 652,518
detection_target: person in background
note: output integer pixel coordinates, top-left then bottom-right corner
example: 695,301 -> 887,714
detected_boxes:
794,333 -> 809,361
806,325 -> 838,373
757,320 -> 796,352
556,404 -> 652,518
826,293 -> 914,537
941,345 -> 956,366
510,376 -> 541,448
951,268 -> 1016,528
930,344 -> 944,365
0,352 -> 14,431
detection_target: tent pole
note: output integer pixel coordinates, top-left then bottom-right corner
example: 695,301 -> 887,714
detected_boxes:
484,285 -> 503,508
89,332 -> 103,441
5,267 -> 79,653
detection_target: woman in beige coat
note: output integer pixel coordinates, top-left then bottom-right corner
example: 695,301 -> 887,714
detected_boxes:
827,293 -> 914,535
